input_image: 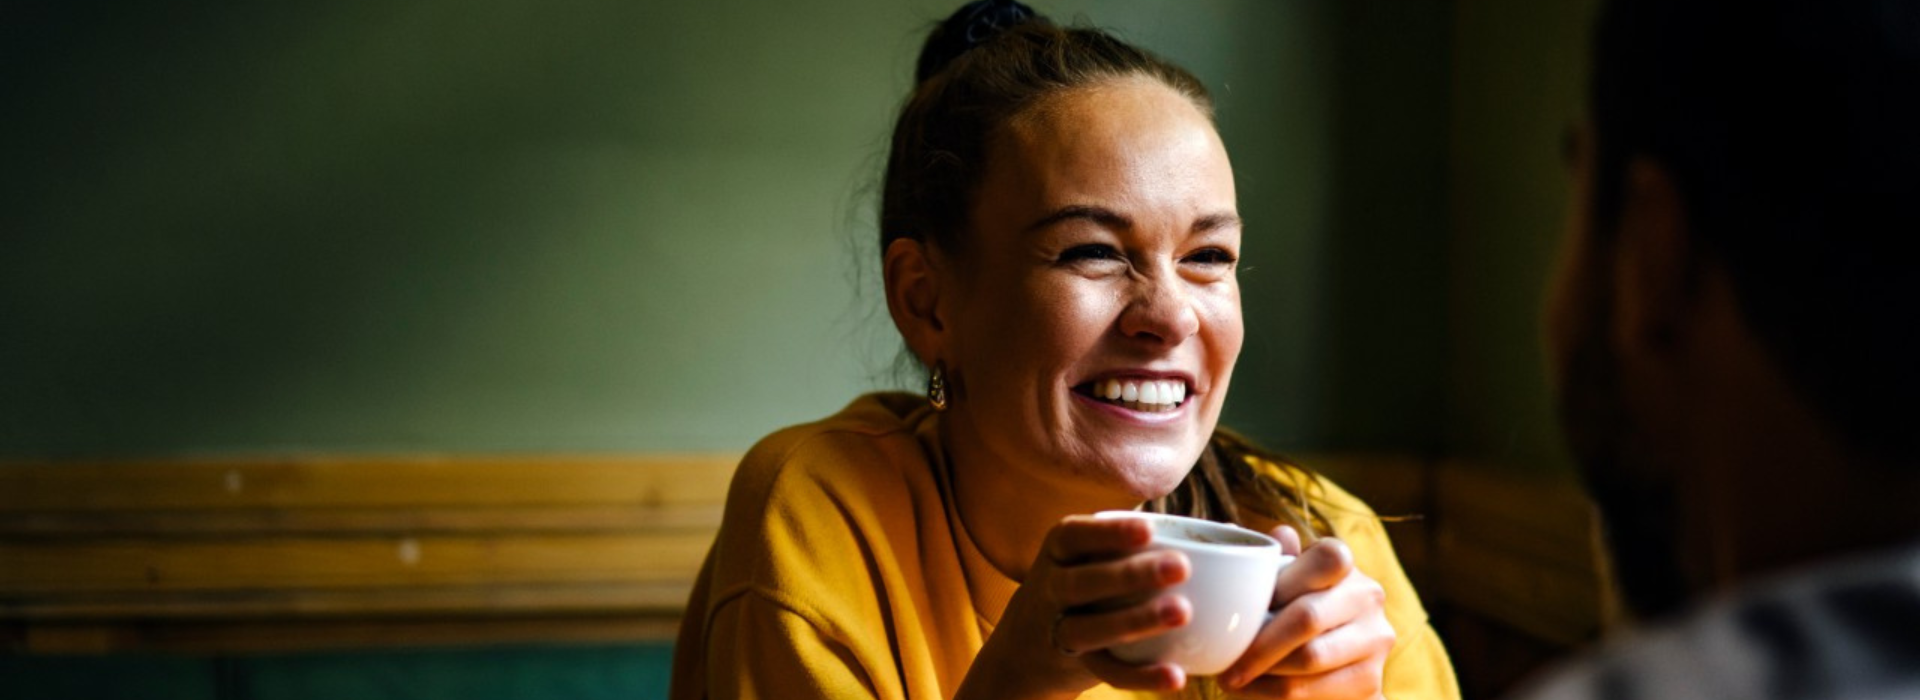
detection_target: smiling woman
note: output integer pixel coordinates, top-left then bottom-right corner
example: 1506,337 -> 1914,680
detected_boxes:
669,2 -> 1460,699
925,74 -> 1247,547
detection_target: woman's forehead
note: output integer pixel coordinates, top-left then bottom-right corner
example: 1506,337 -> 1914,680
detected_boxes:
986,80 -> 1234,213
1009,76 -> 1211,143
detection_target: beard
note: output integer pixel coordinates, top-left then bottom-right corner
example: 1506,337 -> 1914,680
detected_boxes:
1554,258 -> 1695,620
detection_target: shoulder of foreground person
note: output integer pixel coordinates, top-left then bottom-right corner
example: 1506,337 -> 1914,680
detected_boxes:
1247,456 -> 1464,700
1508,545 -> 1920,700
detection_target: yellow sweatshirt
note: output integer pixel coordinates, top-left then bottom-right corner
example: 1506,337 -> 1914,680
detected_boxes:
671,393 -> 1459,700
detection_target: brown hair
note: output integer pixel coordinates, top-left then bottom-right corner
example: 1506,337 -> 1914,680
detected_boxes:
880,18 -> 1210,256
1150,429 -> 1329,541
884,3 -> 1328,538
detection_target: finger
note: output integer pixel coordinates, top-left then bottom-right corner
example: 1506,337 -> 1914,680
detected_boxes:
1217,588 -> 1328,689
1048,550 -> 1189,608
1268,615 -> 1395,675
1272,537 -> 1353,604
1052,593 -> 1190,656
1220,578 -> 1379,690
1268,524 -> 1303,557
1232,658 -> 1385,700
1080,652 -> 1187,692
1044,515 -> 1153,566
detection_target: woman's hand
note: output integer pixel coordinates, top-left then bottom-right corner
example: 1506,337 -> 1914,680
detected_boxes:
956,515 -> 1197,700
1217,526 -> 1395,699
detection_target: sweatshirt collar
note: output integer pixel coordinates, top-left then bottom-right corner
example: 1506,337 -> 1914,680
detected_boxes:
913,404 -> 1021,630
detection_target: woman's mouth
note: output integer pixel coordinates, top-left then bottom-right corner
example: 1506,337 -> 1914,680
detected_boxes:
1073,378 -> 1189,413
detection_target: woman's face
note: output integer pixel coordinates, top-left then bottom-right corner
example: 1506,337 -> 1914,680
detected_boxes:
940,76 -> 1243,504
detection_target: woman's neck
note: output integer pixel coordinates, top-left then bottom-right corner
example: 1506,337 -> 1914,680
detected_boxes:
940,414 -> 1138,582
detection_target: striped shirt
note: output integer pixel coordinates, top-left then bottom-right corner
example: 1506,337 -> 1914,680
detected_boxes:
1512,544 -> 1920,699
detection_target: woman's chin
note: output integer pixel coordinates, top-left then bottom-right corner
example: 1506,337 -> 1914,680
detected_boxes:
1085,447 -> 1206,503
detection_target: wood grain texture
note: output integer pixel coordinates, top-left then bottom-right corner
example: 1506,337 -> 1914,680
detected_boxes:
1431,461 -> 1612,645
0,455 -> 739,512
14,615 -> 686,654
2,453 -> 1616,656
1,455 -> 739,653
1,532 -> 716,594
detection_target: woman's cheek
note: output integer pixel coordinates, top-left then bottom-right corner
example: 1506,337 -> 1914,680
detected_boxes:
1199,285 -> 1243,331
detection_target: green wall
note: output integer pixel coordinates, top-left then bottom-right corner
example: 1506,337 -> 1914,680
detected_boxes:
4,0 -> 919,455
1444,0 -> 1598,472
2,0 -> 1451,458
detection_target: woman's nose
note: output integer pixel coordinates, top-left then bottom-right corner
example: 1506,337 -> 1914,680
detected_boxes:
1118,270 -> 1201,346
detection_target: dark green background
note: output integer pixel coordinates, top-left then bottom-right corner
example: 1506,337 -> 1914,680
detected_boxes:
4,0 -> 1594,696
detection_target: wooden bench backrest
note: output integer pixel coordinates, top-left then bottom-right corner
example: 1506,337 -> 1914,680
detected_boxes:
3,453 -> 1610,657
1,455 -> 737,653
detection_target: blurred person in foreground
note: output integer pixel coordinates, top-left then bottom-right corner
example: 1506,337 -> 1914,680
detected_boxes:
1520,0 -> 1920,697
669,1 -> 1460,699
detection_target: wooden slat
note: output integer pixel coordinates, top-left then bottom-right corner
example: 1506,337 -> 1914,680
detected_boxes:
0,455 -> 740,512
0,504 -> 724,538
4,582 -> 697,620
1433,535 -> 1604,645
0,454 -> 738,653
1431,461 -> 1609,645
15,615 -> 686,654
1435,465 -> 1599,571
0,532 -> 715,595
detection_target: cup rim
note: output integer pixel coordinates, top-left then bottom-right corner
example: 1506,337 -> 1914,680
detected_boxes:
1091,510 -> 1281,554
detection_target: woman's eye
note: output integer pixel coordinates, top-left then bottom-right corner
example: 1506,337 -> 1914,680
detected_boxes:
1184,248 -> 1238,266
1059,244 -> 1122,264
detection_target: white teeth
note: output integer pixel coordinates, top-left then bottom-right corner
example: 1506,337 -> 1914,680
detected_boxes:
1088,378 -> 1188,408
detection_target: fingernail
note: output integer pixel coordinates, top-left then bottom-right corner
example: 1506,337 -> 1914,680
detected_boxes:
1166,667 -> 1187,690
1158,555 -> 1185,582
1161,596 -> 1189,625
1220,671 -> 1242,689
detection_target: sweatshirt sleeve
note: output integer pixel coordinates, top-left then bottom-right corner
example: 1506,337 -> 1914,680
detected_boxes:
1323,480 -> 1462,700
699,590 -> 883,700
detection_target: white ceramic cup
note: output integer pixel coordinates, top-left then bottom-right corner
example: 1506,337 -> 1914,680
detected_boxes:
1093,511 -> 1292,676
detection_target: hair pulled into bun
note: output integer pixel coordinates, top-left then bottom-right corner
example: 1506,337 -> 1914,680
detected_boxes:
914,0 -> 1049,84
883,7 -> 1211,257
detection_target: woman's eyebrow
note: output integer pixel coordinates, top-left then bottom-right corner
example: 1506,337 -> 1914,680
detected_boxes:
1025,206 -> 1241,234
1024,204 -> 1131,233
1193,212 -> 1242,233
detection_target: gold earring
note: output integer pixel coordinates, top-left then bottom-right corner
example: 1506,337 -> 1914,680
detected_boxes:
927,361 -> 949,411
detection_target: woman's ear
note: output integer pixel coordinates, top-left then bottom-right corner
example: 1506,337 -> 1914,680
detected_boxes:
1610,156 -> 1698,360
883,237 -> 951,365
